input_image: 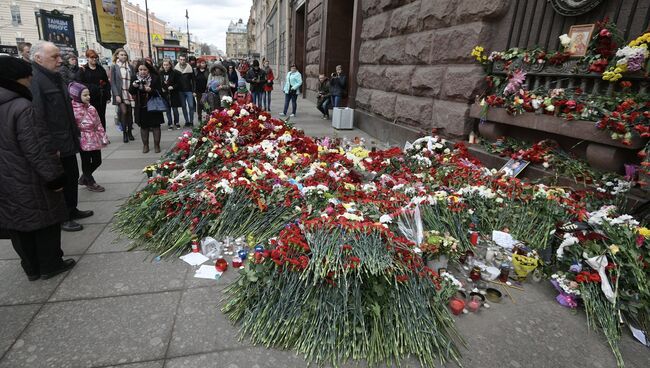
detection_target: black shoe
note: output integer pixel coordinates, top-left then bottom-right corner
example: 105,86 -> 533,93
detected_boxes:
61,220 -> 83,232
128,131 -> 135,141
123,132 -> 129,143
184,123 -> 193,127
71,209 -> 94,219
41,259 -> 76,280
27,274 -> 40,281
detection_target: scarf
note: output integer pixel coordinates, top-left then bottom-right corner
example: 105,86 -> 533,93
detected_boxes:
116,60 -> 133,103
174,62 -> 193,74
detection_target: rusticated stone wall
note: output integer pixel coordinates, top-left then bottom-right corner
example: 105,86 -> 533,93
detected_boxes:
354,0 -> 509,139
304,0 -> 323,93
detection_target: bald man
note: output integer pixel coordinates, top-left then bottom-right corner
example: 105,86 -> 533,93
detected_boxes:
30,41 -> 93,232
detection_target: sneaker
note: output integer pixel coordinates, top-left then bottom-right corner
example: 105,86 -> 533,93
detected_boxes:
71,209 -> 94,219
168,126 -> 174,131
322,115 -> 328,120
184,123 -> 193,128
41,259 -> 76,280
279,112 -> 286,116
175,124 -> 181,130
61,220 -> 83,232
87,183 -> 105,192
290,114 -> 295,117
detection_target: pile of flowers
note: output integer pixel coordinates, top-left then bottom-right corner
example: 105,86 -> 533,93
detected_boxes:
474,19 -> 649,163
115,102 -> 648,366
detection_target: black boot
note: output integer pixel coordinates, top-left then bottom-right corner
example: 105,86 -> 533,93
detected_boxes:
122,131 -> 129,143
127,123 -> 135,141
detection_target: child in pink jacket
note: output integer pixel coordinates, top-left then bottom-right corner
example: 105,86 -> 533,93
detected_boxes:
69,82 -> 109,192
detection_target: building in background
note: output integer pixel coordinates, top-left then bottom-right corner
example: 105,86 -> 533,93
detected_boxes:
226,19 -> 248,58
247,0 -> 290,85
0,0 -> 110,57
121,0 -> 166,60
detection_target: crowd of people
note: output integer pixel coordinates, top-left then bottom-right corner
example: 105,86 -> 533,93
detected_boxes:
0,40 -> 347,282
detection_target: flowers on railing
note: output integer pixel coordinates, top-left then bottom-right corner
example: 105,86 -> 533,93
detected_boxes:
602,32 -> 650,82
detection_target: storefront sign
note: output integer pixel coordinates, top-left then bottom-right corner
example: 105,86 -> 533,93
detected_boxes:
39,10 -> 77,54
0,45 -> 19,56
90,0 -> 127,49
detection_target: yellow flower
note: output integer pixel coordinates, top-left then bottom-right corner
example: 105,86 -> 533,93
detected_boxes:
284,157 -> 295,166
609,244 -> 620,255
639,227 -> 650,238
231,143 -> 238,153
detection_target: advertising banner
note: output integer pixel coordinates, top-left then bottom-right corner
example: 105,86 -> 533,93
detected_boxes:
90,0 -> 127,49
0,45 -> 19,56
39,10 -> 77,54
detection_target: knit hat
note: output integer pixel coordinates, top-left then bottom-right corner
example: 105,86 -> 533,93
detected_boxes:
0,56 -> 32,81
68,82 -> 87,102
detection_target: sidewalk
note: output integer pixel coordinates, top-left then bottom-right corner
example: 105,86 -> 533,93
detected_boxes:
0,96 -> 648,368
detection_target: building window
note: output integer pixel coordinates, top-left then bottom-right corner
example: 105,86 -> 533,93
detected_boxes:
11,5 -> 22,25
16,37 -> 25,43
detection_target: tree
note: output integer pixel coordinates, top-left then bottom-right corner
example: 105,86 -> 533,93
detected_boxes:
199,42 -> 211,56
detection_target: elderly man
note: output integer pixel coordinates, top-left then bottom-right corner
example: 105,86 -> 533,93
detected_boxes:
30,41 -> 93,232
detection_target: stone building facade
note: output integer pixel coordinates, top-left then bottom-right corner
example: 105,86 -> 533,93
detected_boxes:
122,0 -> 166,60
354,0 -> 509,143
250,0 -> 646,147
226,19 -> 249,58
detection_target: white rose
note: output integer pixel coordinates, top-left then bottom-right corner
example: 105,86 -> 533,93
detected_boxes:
545,105 -> 555,112
559,34 -> 571,47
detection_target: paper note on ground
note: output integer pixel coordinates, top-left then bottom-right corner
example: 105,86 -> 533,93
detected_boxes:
194,264 -> 222,280
492,230 -> 517,250
180,252 -> 209,266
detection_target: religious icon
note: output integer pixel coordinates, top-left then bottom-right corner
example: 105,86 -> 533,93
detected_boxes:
567,24 -> 595,57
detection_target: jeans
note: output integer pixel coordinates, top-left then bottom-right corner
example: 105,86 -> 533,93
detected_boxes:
165,107 -> 179,126
180,91 -> 195,124
264,91 -> 272,110
252,91 -> 264,107
79,150 -> 102,183
331,95 -> 342,108
283,93 -> 298,115
60,155 -> 80,219
317,98 -> 331,117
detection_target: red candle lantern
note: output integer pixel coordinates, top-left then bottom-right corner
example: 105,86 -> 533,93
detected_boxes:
469,266 -> 482,282
232,256 -> 243,268
215,258 -> 228,272
470,231 -> 479,246
449,298 -> 465,315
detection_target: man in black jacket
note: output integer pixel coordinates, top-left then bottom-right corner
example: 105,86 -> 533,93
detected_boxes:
245,60 -> 266,108
329,65 -> 347,108
174,54 -> 196,127
316,74 -> 331,119
30,41 -> 93,232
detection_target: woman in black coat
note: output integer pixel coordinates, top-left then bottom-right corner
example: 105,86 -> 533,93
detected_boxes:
159,58 -> 182,130
0,56 -> 75,281
227,64 -> 239,96
79,49 -> 111,129
129,59 -> 165,154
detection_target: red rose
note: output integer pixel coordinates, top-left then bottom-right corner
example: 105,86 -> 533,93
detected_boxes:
599,29 -> 611,38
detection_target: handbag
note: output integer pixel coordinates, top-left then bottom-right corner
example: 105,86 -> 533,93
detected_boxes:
146,91 -> 168,112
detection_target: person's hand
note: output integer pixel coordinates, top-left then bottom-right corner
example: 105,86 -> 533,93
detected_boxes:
145,86 -> 151,92
115,96 -> 121,103
56,151 -> 60,158
193,93 -> 197,97
53,187 -> 64,192
132,81 -> 140,87
168,86 -> 173,90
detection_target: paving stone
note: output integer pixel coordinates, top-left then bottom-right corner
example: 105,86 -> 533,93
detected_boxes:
100,158 -> 159,171
0,260 -> 67,305
74,200 -> 123,225
100,360 -> 163,368
0,304 -> 40,357
86,225 -> 133,254
78,182 -> 143,203
0,292 -> 180,368
61,224 -> 105,256
50,252 -> 186,301
164,347 -> 310,368
91,169 -> 146,184
167,287 -> 251,357
0,239 -> 17,260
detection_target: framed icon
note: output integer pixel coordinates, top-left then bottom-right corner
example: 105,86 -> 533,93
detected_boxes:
567,24 -> 595,57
